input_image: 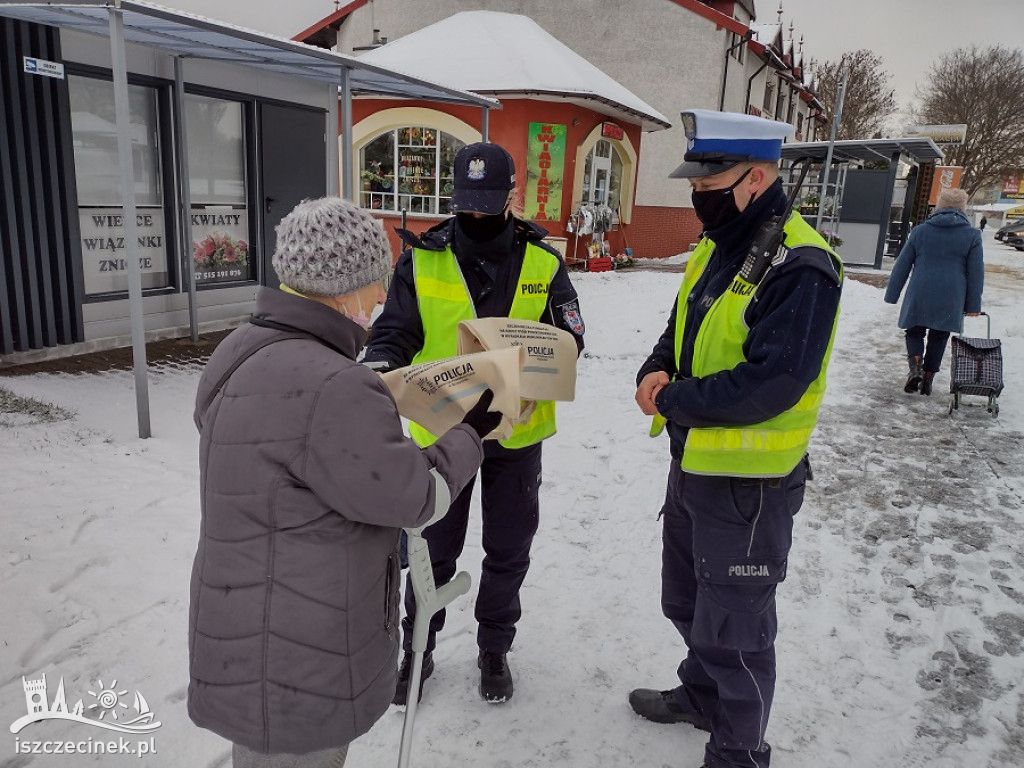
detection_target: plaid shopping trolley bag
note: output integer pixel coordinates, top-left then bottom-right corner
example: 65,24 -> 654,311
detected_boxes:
948,312 -> 1003,417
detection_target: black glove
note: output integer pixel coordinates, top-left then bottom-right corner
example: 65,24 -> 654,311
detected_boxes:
460,388 -> 502,439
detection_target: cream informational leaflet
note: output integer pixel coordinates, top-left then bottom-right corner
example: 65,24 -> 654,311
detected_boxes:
381,347 -> 525,440
380,319 -> 578,440
456,318 -> 578,402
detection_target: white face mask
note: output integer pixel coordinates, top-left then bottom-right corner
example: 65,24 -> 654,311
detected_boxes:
345,294 -> 372,329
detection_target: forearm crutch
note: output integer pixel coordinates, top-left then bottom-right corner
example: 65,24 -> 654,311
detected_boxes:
398,469 -> 472,768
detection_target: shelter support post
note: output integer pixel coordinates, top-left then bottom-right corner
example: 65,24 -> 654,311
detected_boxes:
173,56 -> 198,342
327,83 -> 339,195
873,151 -> 902,270
816,64 -> 848,231
340,67 -> 353,202
108,4 -> 151,438
481,107 -> 489,142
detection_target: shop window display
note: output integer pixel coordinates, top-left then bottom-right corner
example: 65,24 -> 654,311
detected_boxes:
359,127 -> 465,215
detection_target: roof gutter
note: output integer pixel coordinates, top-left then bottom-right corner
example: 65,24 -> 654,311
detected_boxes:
718,29 -> 752,111
744,56 -> 770,116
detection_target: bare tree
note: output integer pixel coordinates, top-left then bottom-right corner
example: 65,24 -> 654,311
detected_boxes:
917,45 -> 1024,198
816,50 -> 896,140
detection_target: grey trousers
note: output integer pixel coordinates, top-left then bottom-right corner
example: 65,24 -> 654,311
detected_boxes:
232,743 -> 348,768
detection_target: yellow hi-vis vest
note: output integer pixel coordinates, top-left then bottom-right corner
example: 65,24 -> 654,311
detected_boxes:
408,243 -> 561,449
670,212 -> 842,477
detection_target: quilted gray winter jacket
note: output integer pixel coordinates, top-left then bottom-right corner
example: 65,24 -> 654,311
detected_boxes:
188,287 -> 483,754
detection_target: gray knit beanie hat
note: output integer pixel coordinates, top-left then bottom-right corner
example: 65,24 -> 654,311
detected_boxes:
272,197 -> 392,297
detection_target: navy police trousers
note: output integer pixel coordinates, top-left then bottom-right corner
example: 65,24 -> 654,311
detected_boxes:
660,456 -> 808,768
402,441 -> 542,655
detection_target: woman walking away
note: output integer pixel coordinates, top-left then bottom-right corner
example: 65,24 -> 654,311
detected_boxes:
188,197 -> 499,767
884,188 -> 984,396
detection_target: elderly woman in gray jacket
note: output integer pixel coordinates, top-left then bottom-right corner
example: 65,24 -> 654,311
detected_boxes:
884,188 -> 984,395
189,197 -> 499,768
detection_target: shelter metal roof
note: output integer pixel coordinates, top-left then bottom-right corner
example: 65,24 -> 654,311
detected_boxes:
781,137 -> 944,164
0,0 -> 500,108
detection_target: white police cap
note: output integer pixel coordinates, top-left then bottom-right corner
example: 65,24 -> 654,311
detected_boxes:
669,109 -> 795,179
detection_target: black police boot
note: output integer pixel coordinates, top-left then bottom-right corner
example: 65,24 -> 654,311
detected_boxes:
628,688 -> 711,731
478,650 -> 513,703
920,370 -> 935,396
393,651 -> 433,706
905,355 -> 923,393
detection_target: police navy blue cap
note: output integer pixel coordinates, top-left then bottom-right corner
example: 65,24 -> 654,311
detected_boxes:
449,142 -> 516,215
669,109 -> 795,179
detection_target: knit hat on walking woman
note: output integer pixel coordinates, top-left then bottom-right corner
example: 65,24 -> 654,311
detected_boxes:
272,197 -> 392,297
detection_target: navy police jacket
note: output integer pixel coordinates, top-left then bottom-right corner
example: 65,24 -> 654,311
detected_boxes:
365,216 -> 585,369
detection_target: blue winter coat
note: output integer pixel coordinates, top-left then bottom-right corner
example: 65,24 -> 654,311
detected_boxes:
884,208 -> 984,333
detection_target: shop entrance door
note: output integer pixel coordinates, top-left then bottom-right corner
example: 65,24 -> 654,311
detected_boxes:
259,102 -> 326,288
588,141 -> 612,205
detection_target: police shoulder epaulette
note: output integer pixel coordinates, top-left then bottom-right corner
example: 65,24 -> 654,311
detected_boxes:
775,245 -> 842,286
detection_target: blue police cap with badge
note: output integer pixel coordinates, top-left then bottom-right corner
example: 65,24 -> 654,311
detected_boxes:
669,109 -> 795,179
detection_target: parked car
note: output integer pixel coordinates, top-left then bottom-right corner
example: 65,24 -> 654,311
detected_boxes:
995,220 -> 1024,241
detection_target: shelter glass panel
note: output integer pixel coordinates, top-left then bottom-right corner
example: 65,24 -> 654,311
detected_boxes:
186,94 -> 252,285
69,74 -> 169,296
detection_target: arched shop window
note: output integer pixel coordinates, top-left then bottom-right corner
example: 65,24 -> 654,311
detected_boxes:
581,140 -> 624,212
360,127 -> 465,215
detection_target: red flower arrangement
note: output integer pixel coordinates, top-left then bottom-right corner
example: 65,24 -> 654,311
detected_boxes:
192,233 -> 249,270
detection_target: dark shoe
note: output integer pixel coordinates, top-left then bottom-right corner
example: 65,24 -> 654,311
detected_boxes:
904,355 -> 923,393
393,651 -> 433,706
628,688 -> 711,731
920,371 -> 935,396
478,650 -> 513,703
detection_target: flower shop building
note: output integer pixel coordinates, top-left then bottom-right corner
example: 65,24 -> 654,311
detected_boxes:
298,10 -> 670,266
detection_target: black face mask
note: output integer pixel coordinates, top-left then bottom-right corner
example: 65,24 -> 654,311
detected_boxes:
456,211 -> 509,242
690,167 -> 753,231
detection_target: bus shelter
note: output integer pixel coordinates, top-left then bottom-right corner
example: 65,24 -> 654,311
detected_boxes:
0,0 -> 497,436
782,137 -> 944,269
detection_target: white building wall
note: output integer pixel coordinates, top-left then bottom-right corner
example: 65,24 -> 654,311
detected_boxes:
335,0 -> 735,208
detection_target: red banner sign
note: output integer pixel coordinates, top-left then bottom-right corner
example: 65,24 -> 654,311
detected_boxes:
601,123 -> 624,140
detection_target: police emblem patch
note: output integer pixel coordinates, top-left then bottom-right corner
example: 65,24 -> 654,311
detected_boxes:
467,158 -> 486,180
559,300 -> 584,335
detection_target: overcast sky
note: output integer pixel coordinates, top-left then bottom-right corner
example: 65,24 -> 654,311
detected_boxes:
159,0 -> 1023,117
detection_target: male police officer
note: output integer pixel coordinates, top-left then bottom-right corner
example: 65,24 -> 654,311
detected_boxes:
364,142 -> 584,704
629,110 -> 843,768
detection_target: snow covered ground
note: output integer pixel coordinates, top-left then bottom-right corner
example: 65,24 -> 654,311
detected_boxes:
1,231 -> 1022,768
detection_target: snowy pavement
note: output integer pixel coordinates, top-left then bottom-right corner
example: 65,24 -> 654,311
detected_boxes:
1,232 -> 1022,768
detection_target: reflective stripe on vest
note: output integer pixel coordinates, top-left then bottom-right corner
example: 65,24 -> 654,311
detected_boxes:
409,243 -> 560,449
672,212 -> 843,477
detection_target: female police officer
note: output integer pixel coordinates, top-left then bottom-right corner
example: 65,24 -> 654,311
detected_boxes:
363,142 -> 584,705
